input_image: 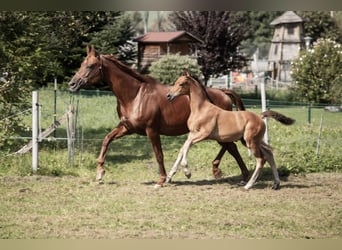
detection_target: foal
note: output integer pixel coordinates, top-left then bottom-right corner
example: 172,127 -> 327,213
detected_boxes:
166,71 -> 295,190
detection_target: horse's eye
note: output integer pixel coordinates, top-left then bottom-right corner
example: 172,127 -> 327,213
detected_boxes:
179,83 -> 184,87
87,64 -> 95,69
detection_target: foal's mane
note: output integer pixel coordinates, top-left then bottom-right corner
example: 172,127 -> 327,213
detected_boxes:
102,55 -> 156,83
188,74 -> 215,104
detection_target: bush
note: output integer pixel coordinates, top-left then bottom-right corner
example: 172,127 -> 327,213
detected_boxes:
149,54 -> 202,85
291,38 -> 342,104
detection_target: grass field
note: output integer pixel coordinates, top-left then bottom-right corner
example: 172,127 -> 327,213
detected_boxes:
0,89 -> 341,239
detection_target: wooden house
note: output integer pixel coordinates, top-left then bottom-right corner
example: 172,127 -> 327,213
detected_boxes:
268,11 -> 305,83
133,31 -> 202,71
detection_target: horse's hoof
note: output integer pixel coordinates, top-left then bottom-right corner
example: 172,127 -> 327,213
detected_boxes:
96,169 -> 105,181
165,177 -> 172,183
185,172 -> 192,179
244,183 -> 252,190
272,183 -> 280,190
213,169 -> 222,180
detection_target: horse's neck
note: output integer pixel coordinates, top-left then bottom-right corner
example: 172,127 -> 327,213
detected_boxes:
188,81 -> 208,112
103,60 -> 142,104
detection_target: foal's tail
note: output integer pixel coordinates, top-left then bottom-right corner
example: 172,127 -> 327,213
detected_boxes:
261,110 -> 295,125
220,89 -> 246,111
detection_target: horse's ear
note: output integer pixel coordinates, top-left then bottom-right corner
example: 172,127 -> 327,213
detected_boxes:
86,45 -> 90,55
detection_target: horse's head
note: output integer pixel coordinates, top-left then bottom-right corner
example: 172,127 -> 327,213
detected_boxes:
68,45 -> 103,92
167,69 -> 192,101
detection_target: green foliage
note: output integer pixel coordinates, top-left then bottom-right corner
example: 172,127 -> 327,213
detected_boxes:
297,11 -> 342,43
89,14 -> 137,65
291,38 -> 342,103
240,11 -> 283,58
149,54 -> 202,85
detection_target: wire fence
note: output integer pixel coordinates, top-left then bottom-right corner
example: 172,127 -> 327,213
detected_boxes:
1,88 -> 342,172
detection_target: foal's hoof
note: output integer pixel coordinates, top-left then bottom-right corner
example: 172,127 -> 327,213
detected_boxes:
272,183 -> 280,190
237,180 -> 247,186
153,183 -> 163,189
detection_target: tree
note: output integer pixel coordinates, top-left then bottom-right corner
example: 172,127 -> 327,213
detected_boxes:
89,13 -> 137,65
149,54 -> 202,85
297,11 -> 342,43
170,11 -> 250,85
291,38 -> 342,103
239,11 -> 282,58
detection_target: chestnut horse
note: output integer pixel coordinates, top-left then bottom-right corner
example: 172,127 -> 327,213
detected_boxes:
166,71 -> 295,189
69,45 -> 249,187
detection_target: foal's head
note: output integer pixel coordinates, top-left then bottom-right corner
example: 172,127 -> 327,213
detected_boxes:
167,70 -> 194,101
69,45 -> 103,92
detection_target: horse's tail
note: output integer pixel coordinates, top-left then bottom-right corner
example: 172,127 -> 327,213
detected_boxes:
261,110 -> 295,125
220,89 -> 246,111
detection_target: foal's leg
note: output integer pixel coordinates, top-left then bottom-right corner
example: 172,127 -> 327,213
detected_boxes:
166,142 -> 188,183
260,143 -> 280,190
244,143 -> 265,190
96,124 -> 129,181
180,139 -> 193,179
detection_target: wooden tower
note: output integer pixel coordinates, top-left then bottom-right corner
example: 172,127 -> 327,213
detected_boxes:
268,11 -> 305,84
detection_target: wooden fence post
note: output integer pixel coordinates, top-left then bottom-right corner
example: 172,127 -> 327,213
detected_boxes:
67,104 -> 75,166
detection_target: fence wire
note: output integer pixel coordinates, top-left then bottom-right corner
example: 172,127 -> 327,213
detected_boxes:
1,89 -> 341,169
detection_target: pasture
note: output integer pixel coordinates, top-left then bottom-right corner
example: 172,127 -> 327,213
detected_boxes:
0,89 -> 341,239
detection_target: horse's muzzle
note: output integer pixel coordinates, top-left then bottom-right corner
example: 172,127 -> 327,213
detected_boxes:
68,77 -> 85,92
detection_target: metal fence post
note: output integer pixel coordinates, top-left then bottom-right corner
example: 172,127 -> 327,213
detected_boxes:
32,91 -> 39,173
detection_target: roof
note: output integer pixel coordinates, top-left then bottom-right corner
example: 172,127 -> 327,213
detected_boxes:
133,31 -> 203,43
270,11 -> 304,25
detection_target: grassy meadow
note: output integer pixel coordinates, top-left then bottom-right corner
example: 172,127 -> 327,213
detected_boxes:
0,89 -> 341,239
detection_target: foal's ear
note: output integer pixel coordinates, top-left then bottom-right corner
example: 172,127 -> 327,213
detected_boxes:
183,69 -> 190,77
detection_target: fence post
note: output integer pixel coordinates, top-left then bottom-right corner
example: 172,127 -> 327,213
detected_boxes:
67,104 -> 75,166
260,80 -> 269,144
32,91 -> 39,173
307,102 -> 312,125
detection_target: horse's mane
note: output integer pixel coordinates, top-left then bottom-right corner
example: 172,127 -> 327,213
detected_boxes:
102,55 -> 157,83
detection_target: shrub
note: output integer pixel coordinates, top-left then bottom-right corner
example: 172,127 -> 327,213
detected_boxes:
149,54 -> 202,85
291,38 -> 342,104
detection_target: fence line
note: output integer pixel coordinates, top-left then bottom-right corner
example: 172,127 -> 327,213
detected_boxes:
1,89 -> 341,171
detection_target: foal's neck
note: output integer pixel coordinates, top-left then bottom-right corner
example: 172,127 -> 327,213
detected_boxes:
188,80 -> 210,111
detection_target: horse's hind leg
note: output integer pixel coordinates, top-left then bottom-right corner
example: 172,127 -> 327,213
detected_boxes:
212,145 -> 226,179
225,142 -> 249,183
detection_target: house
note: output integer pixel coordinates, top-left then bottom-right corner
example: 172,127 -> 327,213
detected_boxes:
133,31 -> 202,72
268,11 -> 305,83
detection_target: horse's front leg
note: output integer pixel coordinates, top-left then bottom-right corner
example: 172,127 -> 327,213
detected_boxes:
146,128 -> 167,187
96,124 -> 128,181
